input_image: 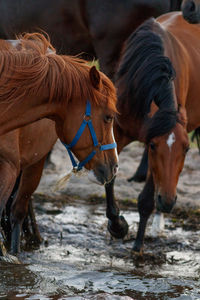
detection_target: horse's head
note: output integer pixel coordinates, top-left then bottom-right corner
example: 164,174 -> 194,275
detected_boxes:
55,65 -> 118,185
182,0 -> 200,23
146,107 -> 189,213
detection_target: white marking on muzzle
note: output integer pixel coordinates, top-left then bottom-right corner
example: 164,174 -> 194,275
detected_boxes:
167,132 -> 175,151
150,212 -> 165,237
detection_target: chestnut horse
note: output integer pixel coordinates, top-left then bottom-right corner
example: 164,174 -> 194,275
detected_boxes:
0,37 -> 57,254
0,33 -> 118,255
0,0 -> 182,80
0,120 -> 57,247
182,0 -> 200,23
105,12 -> 200,254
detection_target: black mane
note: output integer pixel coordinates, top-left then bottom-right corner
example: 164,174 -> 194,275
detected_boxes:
116,18 -> 176,121
144,109 -> 180,144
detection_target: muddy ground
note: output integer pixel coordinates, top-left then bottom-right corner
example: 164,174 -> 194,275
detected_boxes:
0,141 -> 200,300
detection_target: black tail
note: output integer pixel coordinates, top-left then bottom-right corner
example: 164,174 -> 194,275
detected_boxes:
191,127 -> 200,154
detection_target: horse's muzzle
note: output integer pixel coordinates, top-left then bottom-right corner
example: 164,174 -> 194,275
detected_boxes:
95,162 -> 118,184
182,0 -> 200,24
156,194 -> 177,213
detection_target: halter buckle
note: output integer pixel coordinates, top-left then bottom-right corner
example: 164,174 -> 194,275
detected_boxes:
83,114 -> 92,122
93,143 -> 102,153
72,166 -> 79,173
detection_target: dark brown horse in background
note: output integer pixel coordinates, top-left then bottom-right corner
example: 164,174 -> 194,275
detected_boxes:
182,0 -> 200,23
0,0 -> 182,80
0,33 -> 118,255
105,12 -> 200,254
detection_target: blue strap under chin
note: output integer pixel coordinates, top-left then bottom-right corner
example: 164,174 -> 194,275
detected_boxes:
61,100 -> 117,171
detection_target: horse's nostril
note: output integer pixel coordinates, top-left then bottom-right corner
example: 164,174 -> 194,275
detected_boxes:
157,194 -> 176,213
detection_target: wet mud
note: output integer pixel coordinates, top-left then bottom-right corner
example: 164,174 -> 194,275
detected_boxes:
0,196 -> 200,300
0,141 -> 200,300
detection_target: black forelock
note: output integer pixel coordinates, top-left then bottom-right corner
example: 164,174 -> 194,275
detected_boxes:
144,109 -> 180,144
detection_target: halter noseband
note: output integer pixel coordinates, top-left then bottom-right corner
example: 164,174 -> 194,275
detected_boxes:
62,100 -> 117,171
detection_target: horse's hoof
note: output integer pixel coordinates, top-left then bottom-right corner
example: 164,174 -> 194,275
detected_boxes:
25,234 -> 43,249
107,215 -> 129,239
132,241 -> 143,256
0,240 -> 7,257
0,241 -> 21,264
0,253 -> 21,264
131,249 -> 143,257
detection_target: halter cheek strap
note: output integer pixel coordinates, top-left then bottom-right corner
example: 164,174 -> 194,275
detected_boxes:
62,100 -> 117,171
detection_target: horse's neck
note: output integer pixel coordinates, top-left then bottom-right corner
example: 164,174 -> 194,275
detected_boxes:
114,114 -> 143,145
0,96 -> 58,136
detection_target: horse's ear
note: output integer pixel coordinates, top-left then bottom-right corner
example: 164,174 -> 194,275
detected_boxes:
178,104 -> 187,128
89,66 -> 101,89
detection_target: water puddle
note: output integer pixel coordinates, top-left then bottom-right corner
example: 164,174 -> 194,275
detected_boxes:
0,198 -> 200,300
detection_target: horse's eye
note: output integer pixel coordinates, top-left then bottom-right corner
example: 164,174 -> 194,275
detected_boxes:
149,142 -> 156,151
104,115 -> 113,123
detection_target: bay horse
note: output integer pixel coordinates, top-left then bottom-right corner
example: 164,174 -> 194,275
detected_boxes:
105,12 -> 200,254
0,33 -> 118,255
0,0 -> 182,80
182,0 -> 200,23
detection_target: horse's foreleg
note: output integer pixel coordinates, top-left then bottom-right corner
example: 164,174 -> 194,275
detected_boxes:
0,162 -> 18,216
0,163 -> 18,258
10,157 -> 46,254
105,177 -> 128,239
20,198 -> 42,247
5,173 -> 42,246
132,174 -> 155,255
27,197 -> 42,245
127,148 -> 148,182
2,173 -> 22,244
0,163 -> 18,237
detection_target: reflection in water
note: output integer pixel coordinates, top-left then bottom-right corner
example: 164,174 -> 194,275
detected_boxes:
0,199 -> 200,300
0,262 -> 39,296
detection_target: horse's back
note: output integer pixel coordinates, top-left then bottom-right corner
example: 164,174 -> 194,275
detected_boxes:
157,11 -> 200,34
157,12 -> 200,130
157,12 -> 200,69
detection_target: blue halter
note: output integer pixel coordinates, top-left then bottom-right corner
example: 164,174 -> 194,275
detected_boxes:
62,100 -> 117,171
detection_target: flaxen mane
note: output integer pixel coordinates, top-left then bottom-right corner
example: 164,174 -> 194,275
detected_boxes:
0,33 -> 116,112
